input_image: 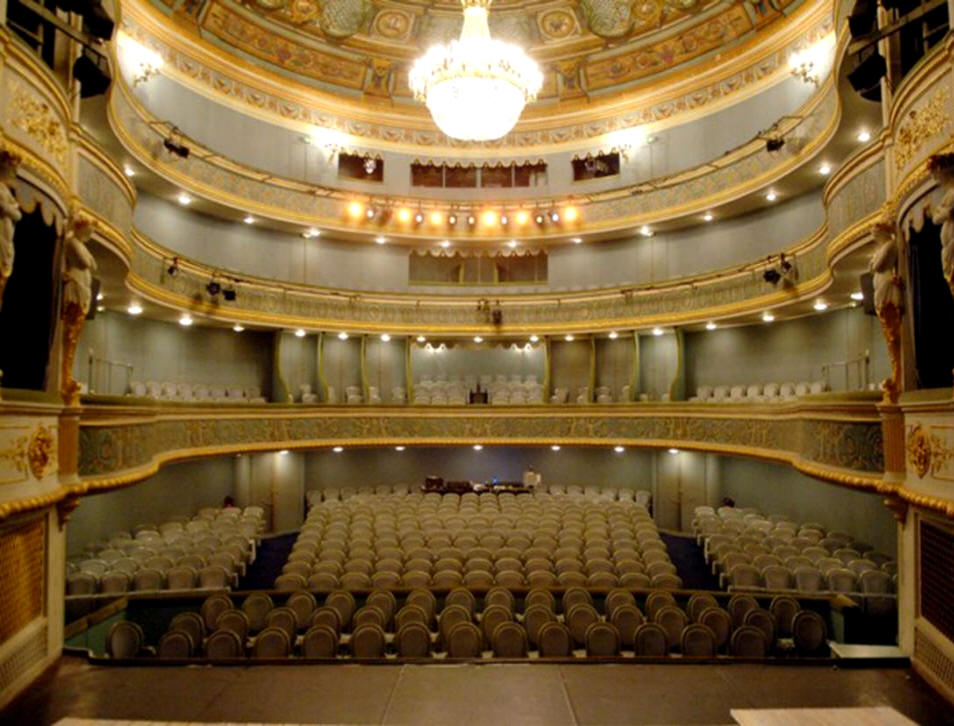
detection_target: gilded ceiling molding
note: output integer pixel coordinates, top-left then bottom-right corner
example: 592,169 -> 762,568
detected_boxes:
120,0 -> 833,154
107,74 -> 842,236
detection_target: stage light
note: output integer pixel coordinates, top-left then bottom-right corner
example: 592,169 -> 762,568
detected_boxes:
473,444 -> 483,451
302,228 -> 320,239
482,210 -> 497,226
515,211 -> 529,225
851,291 -> 864,301
73,48 -> 112,97
668,448 -> 680,454
549,210 -> 560,223
467,215 -> 476,226
366,207 -> 376,220
393,208 -> 408,222
206,280 -> 221,296
564,206 -> 578,222
474,336 -> 483,343
414,211 -> 425,224
535,213 -> 545,225
416,335 -> 427,343
395,446 -> 406,452
123,166 -> 135,177
347,201 -> 364,218
507,240 -> 518,249
430,211 -> 443,225
857,129 -> 871,142
640,226 -> 653,237
819,162 -> 832,175
448,213 -> 458,225
500,214 -> 509,226
440,240 -> 451,248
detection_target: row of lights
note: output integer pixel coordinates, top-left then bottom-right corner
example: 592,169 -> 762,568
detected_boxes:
319,444 -> 639,454
346,203 -> 579,229
760,130 -> 870,204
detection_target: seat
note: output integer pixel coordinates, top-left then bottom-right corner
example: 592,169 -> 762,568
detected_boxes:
537,621 -> 573,657
633,622 -> 669,656
395,621 -> 432,658
106,621 -> 145,658
350,623 -> 387,658
302,624 -> 339,658
266,606 -> 299,639
791,610 -> 828,654
769,595 -> 800,637
445,621 -> 483,658
645,591 -> 676,620
680,623 -> 716,657
204,629 -> 244,659
286,590 -> 318,630
726,593 -> 759,628
491,621 -> 529,658
697,607 -> 732,651
252,626 -> 291,657
241,591 -> 274,632
729,625 -> 767,657
653,604 -> 688,651
566,602 -> 600,646
686,593 -> 718,622
157,629 -> 193,658
743,608 -> 776,650
216,609 -> 250,641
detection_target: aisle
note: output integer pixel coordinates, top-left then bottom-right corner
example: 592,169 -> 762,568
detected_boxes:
237,532 -> 297,590
660,532 -> 720,590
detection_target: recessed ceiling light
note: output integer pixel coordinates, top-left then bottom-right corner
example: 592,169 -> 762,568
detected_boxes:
233,324 -> 245,332
703,212 -> 714,222
813,300 -> 828,311
295,328 -> 306,337
380,333 -> 391,342
278,449 -> 290,456
243,215 -> 255,224
551,445 -> 561,451
850,291 -> 864,301
652,327 -> 664,336
508,240 -> 518,248
96,305 -> 105,312
762,311 -> 775,322
395,445 -> 406,452
857,130 -> 871,143
819,162 -> 832,175
338,332 -> 349,340
564,334 -> 574,342
473,444 -> 483,451
177,192 -> 191,206
668,448 -> 679,454
96,292 -> 104,301
571,237 -> 583,244
302,228 -> 320,239
705,322 -> 717,331
640,225 -> 653,237
333,446 -> 343,453
473,336 -> 483,343
416,335 -> 426,343
614,445 -> 625,453
529,335 -> 539,343
375,236 -> 387,245
123,166 -> 135,177
608,331 -> 618,339
127,303 -> 143,315
765,191 -> 778,202
440,240 -> 450,248
179,313 -> 193,327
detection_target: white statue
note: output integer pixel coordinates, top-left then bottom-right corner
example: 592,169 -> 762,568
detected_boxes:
928,152 -> 954,294
870,221 -> 902,312
0,149 -> 22,302
63,215 -> 97,315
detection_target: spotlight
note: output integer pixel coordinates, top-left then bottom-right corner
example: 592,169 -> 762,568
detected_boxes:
166,258 -> 179,276
765,191 -> 778,202
857,129 -> 872,143
163,135 -> 190,159
333,446 -> 344,453
851,291 -> 864,301
549,210 -> 560,223
302,228 -> 320,239
467,214 -> 476,226
414,211 -> 425,224
703,213 -> 714,222
640,226 -> 653,237
416,336 -> 426,343
448,213 -> 458,226
762,268 -> 782,285
482,210 -> 497,226
551,445 -> 561,451
535,213 -> 545,225
500,214 -> 509,226
223,287 -> 237,302
124,166 -> 135,177
278,449 -> 290,456
813,300 -> 828,311
564,206 -> 578,222
73,48 -> 112,97
363,157 -> 377,175
395,446 -> 406,452
507,240 -> 518,249
347,201 -> 364,218
515,211 -> 529,226
206,280 -> 221,296
765,137 -> 785,153
398,208 -> 412,223
668,448 -> 680,455
474,336 -> 483,343
440,240 -> 451,248
430,211 -> 443,225
473,444 -> 483,451
819,162 -> 832,175
366,207 -> 376,220
571,237 -> 583,244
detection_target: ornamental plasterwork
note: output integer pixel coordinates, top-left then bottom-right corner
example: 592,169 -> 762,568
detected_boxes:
0,425 -> 57,485
124,0 -> 830,151
77,405 -> 883,480
895,88 -> 952,173
76,156 -> 135,238
6,80 -> 68,170
907,423 -> 954,481
827,159 -> 887,240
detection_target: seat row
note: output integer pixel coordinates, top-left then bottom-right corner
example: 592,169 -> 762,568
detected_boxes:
308,485 -> 652,504
67,506 -> 263,595
689,381 -> 828,404
106,587 -> 829,661
129,381 -> 267,403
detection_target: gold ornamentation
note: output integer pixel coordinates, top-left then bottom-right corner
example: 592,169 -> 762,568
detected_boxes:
60,213 -> 98,406
883,495 -> 908,524
9,83 -> 68,169
895,88 -> 951,172
26,426 -> 56,480
60,301 -> 85,406
0,431 -> 30,485
908,423 -> 932,478
877,300 -> 903,403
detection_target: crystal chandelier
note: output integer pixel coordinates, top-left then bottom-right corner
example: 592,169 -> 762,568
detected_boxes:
409,0 -> 542,142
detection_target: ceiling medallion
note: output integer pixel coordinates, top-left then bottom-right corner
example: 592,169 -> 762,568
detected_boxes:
409,0 -> 542,141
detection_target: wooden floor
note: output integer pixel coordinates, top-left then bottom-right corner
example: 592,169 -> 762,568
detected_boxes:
5,656 -> 954,726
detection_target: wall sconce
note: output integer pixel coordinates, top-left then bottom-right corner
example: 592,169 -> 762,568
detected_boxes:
117,32 -> 163,86
788,34 -> 835,86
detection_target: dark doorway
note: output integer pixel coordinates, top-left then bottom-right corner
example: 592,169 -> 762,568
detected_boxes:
908,219 -> 954,389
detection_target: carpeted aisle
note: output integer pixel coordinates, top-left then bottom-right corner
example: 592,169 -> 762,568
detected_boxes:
661,532 -> 720,590
238,533 -> 297,590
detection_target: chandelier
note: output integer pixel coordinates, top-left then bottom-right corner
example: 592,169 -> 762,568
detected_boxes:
409,0 -> 542,142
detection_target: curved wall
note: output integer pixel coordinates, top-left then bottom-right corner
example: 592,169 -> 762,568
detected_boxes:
130,73 -> 819,198
132,190 -> 824,294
